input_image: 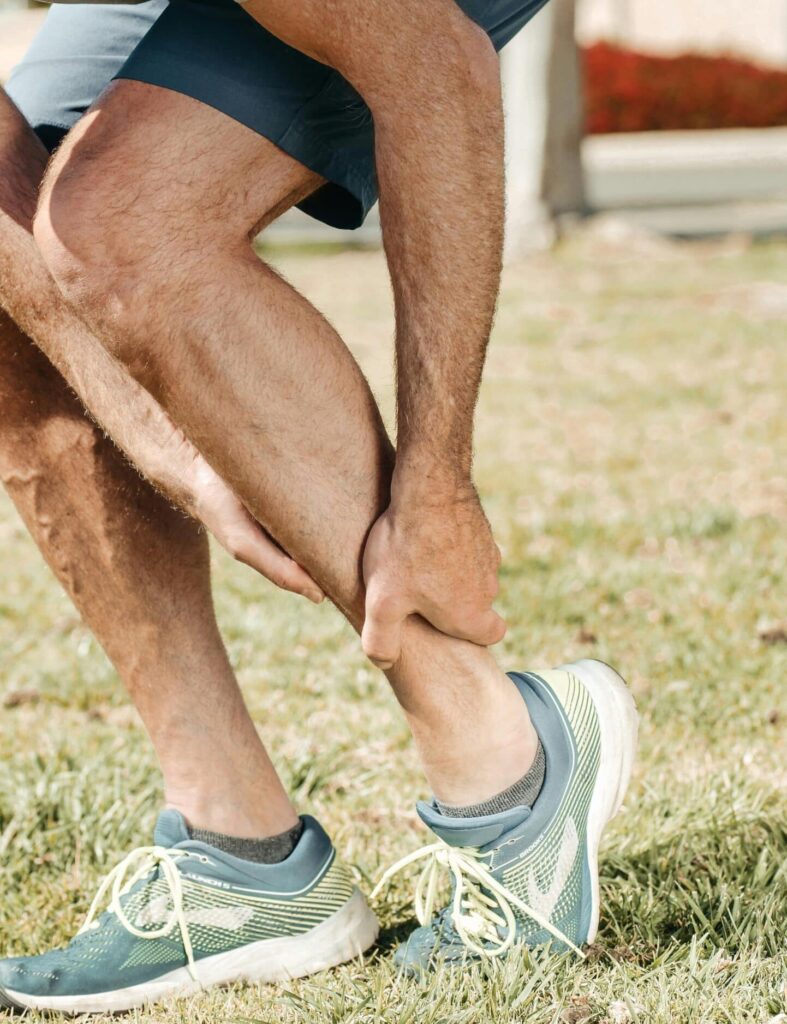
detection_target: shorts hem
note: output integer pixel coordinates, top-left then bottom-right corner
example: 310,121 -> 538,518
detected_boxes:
112,67 -> 375,231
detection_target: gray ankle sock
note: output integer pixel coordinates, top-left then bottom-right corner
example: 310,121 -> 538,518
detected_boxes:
188,819 -> 304,864
435,739 -> 546,818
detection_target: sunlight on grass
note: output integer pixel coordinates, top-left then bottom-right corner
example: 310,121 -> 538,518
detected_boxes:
1,233 -> 785,1023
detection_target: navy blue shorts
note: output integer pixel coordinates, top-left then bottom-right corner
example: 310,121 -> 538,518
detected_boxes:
6,0 -> 549,229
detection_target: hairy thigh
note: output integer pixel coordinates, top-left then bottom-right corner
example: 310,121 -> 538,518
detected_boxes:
41,80 -> 323,257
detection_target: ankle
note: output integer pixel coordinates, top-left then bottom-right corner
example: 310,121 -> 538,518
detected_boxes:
425,728 -> 538,807
163,784 -> 298,840
421,707 -> 539,808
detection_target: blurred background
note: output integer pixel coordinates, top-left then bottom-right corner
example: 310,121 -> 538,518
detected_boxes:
3,0 -> 787,248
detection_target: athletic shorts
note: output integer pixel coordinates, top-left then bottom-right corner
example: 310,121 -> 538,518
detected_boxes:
6,0 -> 549,229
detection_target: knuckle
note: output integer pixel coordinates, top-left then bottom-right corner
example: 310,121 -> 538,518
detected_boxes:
363,639 -> 389,662
366,649 -> 394,669
271,568 -> 295,590
223,529 -> 251,560
362,627 -> 398,667
367,590 -> 402,621
227,539 -> 250,563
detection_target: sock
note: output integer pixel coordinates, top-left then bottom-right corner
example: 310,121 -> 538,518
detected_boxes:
435,738 -> 546,818
188,819 -> 304,864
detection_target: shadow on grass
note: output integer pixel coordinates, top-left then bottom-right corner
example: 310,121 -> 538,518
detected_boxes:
374,914 -> 420,954
597,780 -> 786,961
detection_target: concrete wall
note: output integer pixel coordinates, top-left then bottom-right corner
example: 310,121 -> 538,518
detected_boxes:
577,0 -> 787,67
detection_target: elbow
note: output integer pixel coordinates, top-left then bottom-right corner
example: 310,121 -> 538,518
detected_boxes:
447,16 -> 500,101
356,14 -> 499,119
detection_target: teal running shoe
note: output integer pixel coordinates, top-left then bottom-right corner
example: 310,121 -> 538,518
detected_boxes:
373,659 -> 638,971
0,812 -> 378,1014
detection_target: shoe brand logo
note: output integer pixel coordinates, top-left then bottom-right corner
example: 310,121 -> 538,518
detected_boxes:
137,896 -> 255,932
526,817 -> 579,920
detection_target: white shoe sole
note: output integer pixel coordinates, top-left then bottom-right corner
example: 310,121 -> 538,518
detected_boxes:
559,658 -> 639,944
0,888 -> 379,1015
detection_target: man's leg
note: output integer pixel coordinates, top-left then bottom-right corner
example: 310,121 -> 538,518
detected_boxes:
0,95 -> 297,841
36,83 -> 539,807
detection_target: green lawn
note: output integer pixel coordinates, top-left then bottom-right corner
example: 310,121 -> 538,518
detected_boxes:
1,230 -> 785,1023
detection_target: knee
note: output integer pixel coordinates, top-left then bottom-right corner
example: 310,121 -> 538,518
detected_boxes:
35,161 -> 104,303
34,172 -> 125,329
33,164 -> 157,373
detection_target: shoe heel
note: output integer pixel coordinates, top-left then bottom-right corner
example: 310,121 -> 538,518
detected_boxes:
557,658 -> 639,943
561,658 -> 639,821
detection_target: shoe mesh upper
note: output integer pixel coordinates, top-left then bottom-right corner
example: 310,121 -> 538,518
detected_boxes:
0,855 -> 356,996
395,669 -> 601,968
499,671 -> 600,947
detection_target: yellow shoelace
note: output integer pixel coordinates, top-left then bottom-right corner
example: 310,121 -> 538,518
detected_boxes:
371,840 -> 585,959
78,846 -> 199,982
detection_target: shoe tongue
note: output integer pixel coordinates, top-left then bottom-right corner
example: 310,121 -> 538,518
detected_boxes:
153,809 -> 191,848
416,800 -> 531,848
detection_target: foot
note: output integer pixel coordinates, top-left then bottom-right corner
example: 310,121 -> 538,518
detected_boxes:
372,659 -> 638,972
0,811 -> 378,1014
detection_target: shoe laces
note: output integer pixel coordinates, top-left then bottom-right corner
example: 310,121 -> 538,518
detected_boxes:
371,839 -> 585,959
78,846 -> 199,982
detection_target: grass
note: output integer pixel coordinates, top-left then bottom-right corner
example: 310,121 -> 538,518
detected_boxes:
1,227 -> 786,1023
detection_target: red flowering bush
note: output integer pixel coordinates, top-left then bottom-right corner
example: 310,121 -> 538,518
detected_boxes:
583,42 -> 787,133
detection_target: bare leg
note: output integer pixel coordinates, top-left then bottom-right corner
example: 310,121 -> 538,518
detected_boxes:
37,84 -> 538,805
0,96 -> 296,838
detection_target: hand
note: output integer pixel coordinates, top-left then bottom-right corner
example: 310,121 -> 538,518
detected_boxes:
361,482 -> 506,668
183,453 -> 324,605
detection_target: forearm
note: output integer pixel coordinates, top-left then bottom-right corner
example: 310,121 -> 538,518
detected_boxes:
361,34 -> 509,659
238,1 -> 503,494
0,263 -> 202,514
375,27 -> 505,492
2,246 -> 326,597
36,325 -> 201,514
8,307 -> 203,517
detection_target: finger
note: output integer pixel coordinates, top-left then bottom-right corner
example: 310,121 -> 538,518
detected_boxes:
226,527 -> 324,603
362,594 -> 406,670
273,558 -> 326,605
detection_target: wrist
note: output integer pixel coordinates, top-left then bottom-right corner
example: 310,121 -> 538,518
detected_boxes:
391,449 -> 474,508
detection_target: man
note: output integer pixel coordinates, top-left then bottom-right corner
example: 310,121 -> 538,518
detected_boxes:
0,0 -> 638,1014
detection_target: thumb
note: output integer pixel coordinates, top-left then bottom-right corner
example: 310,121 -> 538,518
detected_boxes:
470,609 -> 508,647
438,607 -> 507,648
362,591 -> 406,670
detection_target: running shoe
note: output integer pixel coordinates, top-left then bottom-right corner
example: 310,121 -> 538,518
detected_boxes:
372,659 -> 638,972
0,810 -> 378,1014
